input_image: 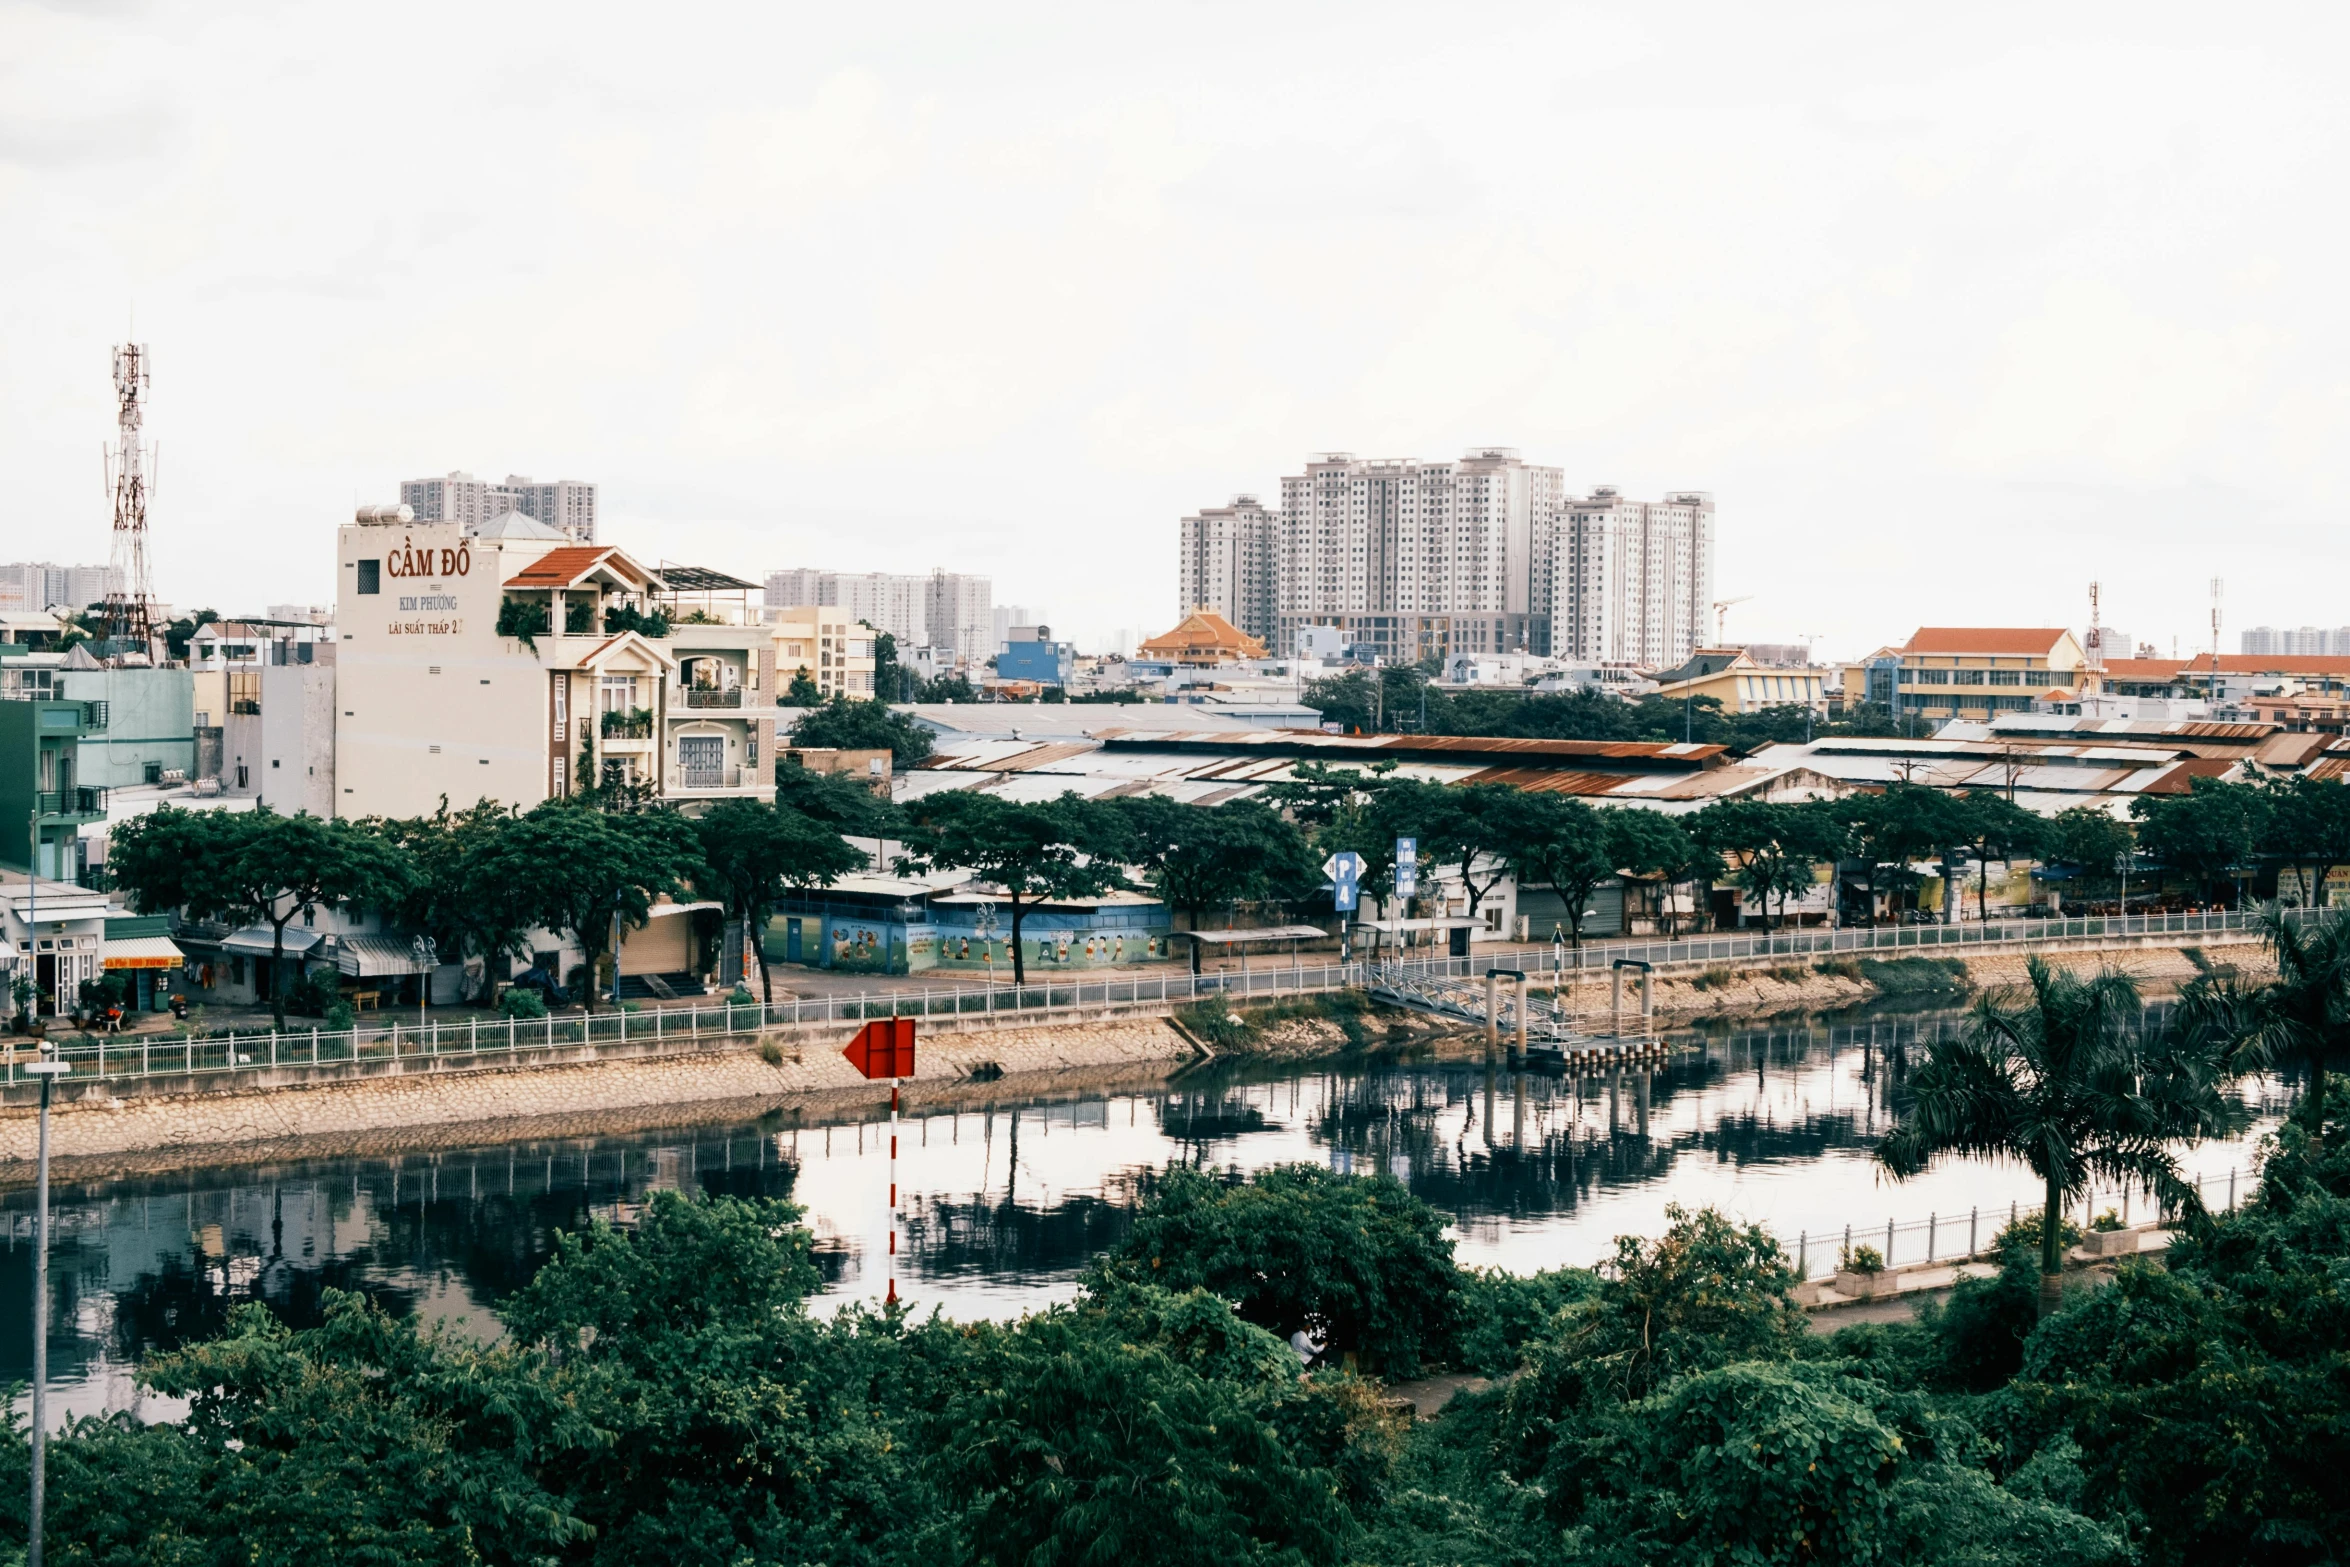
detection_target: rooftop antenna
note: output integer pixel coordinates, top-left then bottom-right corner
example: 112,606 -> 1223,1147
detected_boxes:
2209,577 -> 2224,698
103,341 -> 157,650
2085,581 -> 2104,670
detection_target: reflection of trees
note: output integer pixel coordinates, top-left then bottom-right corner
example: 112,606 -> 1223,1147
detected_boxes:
902,1192 -> 1134,1281
1154,1093 -> 1270,1146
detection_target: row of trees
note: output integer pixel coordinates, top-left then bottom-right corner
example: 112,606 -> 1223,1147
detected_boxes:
105,766 -> 888,1024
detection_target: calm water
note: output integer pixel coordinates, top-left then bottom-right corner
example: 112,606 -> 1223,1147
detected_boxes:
5,1008 -> 2285,1421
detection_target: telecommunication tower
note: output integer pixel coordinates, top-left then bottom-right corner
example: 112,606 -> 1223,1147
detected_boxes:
103,342 -> 157,648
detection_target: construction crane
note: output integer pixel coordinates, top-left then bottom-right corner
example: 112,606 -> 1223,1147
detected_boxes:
1710,595 -> 1753,643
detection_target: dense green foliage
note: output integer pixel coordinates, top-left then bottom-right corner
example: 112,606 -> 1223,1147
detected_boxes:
13,1094 -> 2350,1566
894,789 -> 1128,983
789,694 -> 936,765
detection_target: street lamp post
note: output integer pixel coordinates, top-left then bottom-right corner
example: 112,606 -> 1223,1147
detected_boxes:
25,1037 -> 69,1567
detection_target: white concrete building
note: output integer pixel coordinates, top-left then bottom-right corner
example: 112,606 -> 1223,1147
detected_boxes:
1177,495 -> 1278,645
333,519 -> 776,819
924,570 -> 994,659
399,472 -> 599,542
1275,448 -> 1556,633
763,568 -> 993,657
1540,487 -> 1715,668
0,561 -> 122,615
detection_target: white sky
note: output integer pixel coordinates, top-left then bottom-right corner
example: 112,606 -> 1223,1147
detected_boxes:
5,2 -> 2345,660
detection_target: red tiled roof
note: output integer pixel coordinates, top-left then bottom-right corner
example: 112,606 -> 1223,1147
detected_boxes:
1903,628 -> 2072,656
503,546 -> 657,591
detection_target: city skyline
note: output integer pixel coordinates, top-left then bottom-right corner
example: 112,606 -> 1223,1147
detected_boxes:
7,5 -> 2350,661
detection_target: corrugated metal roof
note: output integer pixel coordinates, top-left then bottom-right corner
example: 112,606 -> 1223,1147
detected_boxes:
1453,767 -> 1635,796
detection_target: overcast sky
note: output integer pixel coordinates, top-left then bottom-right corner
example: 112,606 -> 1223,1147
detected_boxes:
5,2 -> 2344,660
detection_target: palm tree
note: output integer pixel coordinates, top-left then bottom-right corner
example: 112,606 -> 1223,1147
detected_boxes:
2173,903 -> 2350,1132
1877,958 -> 2246,1312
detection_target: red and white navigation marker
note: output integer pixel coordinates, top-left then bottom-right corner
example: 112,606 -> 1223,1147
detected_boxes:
842,1018 -> 918,1303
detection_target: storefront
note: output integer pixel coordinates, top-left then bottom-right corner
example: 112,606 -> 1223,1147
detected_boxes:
101,914 -> 184,1012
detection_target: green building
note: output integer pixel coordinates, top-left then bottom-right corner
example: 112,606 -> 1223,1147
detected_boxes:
56,662 -> 195,789
0,691 -> 109,878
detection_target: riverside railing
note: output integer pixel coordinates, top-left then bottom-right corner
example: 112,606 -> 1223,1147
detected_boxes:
1781,1165 -> 2253,1281
3,906 -> 2280,1092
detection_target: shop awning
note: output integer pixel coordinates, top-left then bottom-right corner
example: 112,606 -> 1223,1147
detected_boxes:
642,900 -> 724,919
103,936 -> 185,970
335,935 -> 437,977
1172,926 -> 1331,947
217,927 -> 324,958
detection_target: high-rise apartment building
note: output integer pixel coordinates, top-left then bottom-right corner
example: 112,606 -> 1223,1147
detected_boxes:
1540,488 -> 1715,668
763,568 -> 993,655
1177,495 -> 1278,645
0,561 -> 124,614
2242,626 -> 2350,657
400,472 -> 598,541
1179,449 -> 1712,666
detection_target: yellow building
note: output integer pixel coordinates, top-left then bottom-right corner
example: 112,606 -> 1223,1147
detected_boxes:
1892,628 -> 2086,722
768,606 -> 875,700
1651,647 -> 1825,713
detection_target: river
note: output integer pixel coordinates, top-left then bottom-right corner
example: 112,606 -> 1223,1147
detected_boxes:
4,1007 -> 2285,1421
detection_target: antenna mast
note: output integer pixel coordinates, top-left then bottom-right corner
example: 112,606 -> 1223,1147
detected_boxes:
104,342 -> 157,649
2086,580 -> 2103,669
2209,577 -> 2224,697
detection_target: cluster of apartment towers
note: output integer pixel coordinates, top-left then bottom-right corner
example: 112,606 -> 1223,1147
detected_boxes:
1177,447 -> 1715,669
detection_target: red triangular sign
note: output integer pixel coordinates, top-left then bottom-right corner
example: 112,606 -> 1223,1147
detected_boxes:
843,1017 -> 917,1080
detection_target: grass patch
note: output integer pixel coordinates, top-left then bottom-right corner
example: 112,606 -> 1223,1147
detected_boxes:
1176,990 -> 1379,1050
1855,956 -> 1973,998
1769,965 -> 1810,984
1815,957 -> 1863,981
1688,966 -> 1740,991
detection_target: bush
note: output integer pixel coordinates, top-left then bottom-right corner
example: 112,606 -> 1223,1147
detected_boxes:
282,967 -> 339,1018
2088,1208 -> 2125,1233
1816,956 -> 1864,980
1840,1242 -> 1886,1275
1455,1267 -> 1597,1377
498,987 -> 548,1020
1857,956 -> 1972,998
1093,1163 -> 1465,1376
323,1001 -> 356,1032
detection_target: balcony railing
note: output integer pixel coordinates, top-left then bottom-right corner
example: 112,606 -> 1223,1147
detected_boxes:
600,709 -> 654,739
677,686 -> 745,709
667,766 -> 745,792
35,785 -> 107,819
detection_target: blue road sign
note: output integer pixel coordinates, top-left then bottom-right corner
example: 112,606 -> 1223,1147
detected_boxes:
1394,836 -> 1419,899
1325,850 -> 1363,912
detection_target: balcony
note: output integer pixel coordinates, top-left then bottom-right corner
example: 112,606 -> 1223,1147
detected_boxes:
601,709 -> 655,739
675,685 -> 746,710
35,785 -> 107,822
666,765 -> 746,793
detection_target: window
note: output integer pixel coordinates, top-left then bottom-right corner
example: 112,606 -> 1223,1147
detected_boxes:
1953,668 -> 1987,686
356,560 -> 380,594
1988,669 -> 2021,686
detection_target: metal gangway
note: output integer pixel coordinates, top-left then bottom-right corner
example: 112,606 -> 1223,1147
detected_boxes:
1365,959 -> 1661,1060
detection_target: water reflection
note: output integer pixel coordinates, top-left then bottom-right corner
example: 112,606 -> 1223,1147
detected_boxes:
5,1008 -> 2286,1420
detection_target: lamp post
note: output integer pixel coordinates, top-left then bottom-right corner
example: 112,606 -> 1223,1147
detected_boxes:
411,935 -> 437,1032
25,1036 -> 69,1567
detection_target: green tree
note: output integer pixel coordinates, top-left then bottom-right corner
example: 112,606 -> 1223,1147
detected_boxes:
107,805 -> 417,1027
468,800 -> 705,1010
1300,668 -> 1376,732
2131,775 -> 2264,906
2255,773 -> 2350,907
1516,796 -> 1615,946
1407,781 -> 1559,923
868,626 -> 907,701
790,694 -> 935,766
2173,903 -> 2350,1131
367,797 -> 529,1003
784,664 -> 822,704
894,790 -> 1125,984
918,670 -> 980,702
1878,958 -> 2247,1310
2042,805 -> 2135,906
1692,798 -> 1829,929
944,1293 -> 1371,1567
1604,809 -> 1706,937
1094,1163 -> 1464,1376
693,798 -> 864,1001
1114,796 -> 1318,971
1955,789 -> 2045,922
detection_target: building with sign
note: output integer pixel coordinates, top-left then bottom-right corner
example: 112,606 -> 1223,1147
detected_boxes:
332,515 -> 777,820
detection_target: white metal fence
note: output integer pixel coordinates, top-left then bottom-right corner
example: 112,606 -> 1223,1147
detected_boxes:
1780,1165 -> 2252,1281
4,906 -> 2279,1092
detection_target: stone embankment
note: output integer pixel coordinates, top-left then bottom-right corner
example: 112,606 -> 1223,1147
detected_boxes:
0,1018 -> 1194,1188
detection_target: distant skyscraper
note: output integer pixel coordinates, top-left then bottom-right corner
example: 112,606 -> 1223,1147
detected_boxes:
400,471 -> 597,540
1177,495 -> 1277,644
2241,625 -> 2350,657
1178,448 -> 1713,665
764,568 -> 993,654
0,560 -> 123,614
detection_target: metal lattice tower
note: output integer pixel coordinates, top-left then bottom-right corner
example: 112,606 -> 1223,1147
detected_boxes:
104,342 -> 156,648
